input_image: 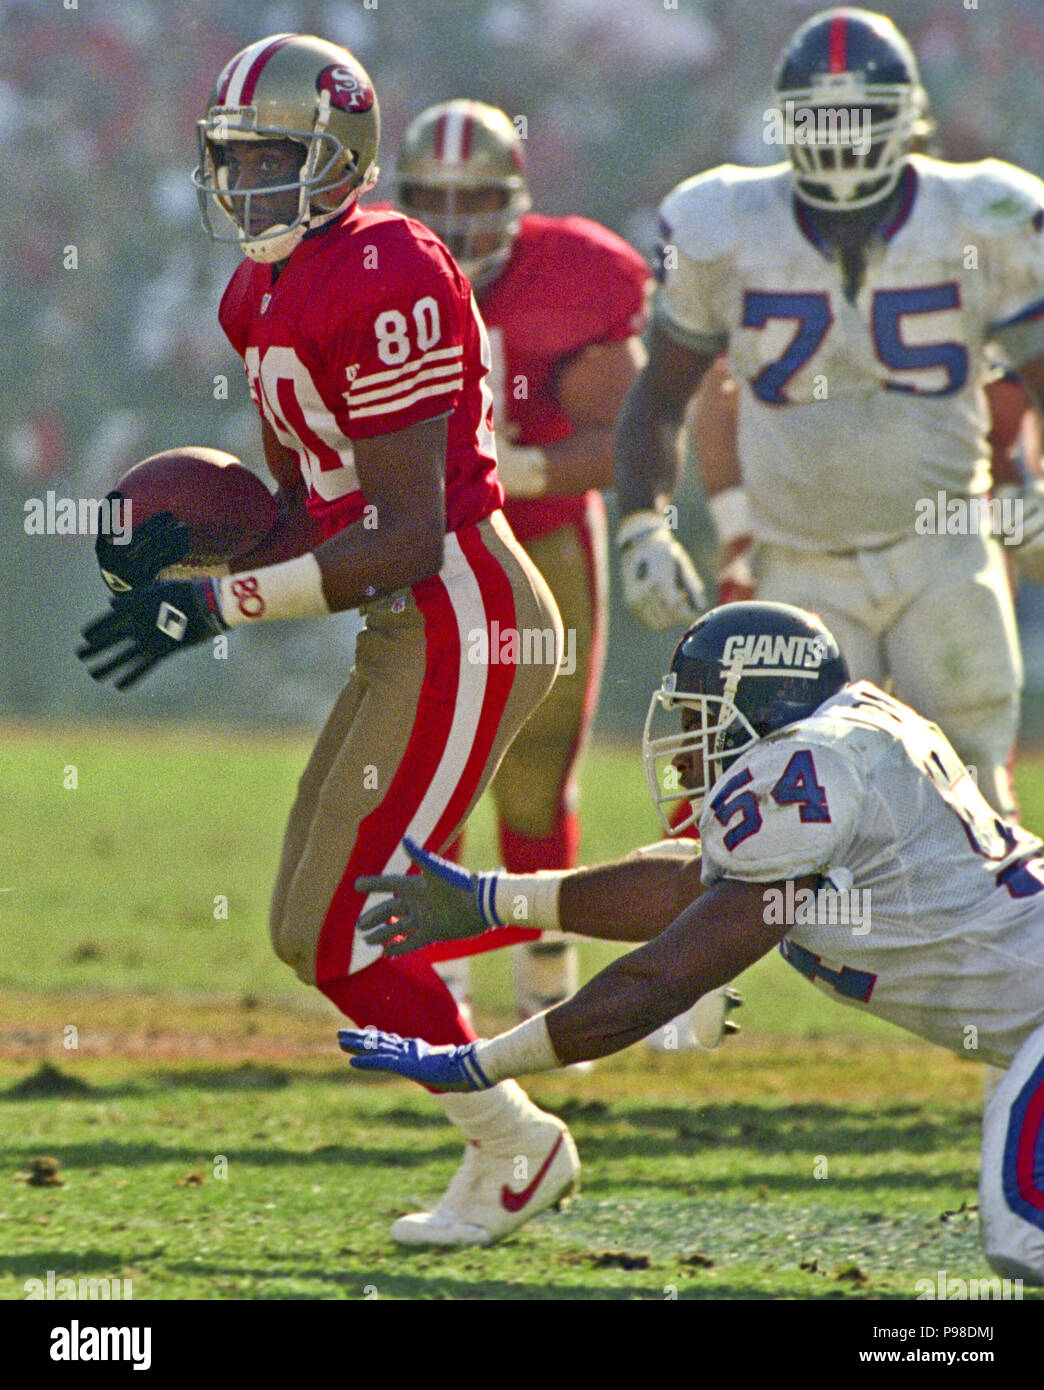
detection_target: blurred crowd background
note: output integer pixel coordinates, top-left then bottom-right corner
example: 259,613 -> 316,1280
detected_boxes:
4,0 -> 1044,730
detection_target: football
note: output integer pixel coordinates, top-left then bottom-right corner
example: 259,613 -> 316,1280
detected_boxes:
115,446 -> 279,567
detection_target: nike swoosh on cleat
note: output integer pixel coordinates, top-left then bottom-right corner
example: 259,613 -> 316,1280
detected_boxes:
500,1133 -> 566,1213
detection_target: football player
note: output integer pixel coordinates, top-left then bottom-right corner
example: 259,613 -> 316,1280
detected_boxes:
393,100 -> 654,1026
341,601 -> 1044,1284
614,5 -> 1044,821
695,356 -> 1044,600
77,33 -> 581,1247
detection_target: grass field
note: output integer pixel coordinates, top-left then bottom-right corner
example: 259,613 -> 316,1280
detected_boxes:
1,721 -> 1042,1302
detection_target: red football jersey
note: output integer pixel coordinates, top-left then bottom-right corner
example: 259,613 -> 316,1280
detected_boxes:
478,214 -> 650,543
220,204 -> 502,540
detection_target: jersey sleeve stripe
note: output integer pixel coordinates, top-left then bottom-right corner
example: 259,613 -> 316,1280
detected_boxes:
348,377 -> 463,419
349,345 -> 463,392
346,361 -> 465,406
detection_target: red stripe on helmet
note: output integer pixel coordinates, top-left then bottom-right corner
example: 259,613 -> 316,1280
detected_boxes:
433,112 -> 448,160
215,56 -> 238,104
239,34 -> 294,105
827,14 -> 848,73
460,113 -> 474,160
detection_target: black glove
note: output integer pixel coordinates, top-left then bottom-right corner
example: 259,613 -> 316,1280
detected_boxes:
77,579 -> 227,690
95,494 -> 191,594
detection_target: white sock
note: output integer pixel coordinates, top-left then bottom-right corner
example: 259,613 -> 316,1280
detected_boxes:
437,1079 -> 543,1143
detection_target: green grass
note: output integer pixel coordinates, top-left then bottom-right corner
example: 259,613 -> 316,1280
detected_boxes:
0,1046 -> 1004,1300
1,722 -> 1042,1300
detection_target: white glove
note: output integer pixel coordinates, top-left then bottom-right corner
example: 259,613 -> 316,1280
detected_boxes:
617,509 -> 707,629
996,481 -> 1044,583
494,435 -> 548,498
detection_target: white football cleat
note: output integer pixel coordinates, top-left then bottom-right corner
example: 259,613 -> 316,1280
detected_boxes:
644,986 -> 743,1052
390,1113 -> 580,1246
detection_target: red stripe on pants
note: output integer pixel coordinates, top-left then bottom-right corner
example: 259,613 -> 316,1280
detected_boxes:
314,575 -> 462,985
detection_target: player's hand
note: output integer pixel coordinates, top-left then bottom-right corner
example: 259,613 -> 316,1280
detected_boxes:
493,434 -> 548,498
338,1029 -> 493,1091
716,536 -> 757,605
997,482 -> 1044,583
355,837 -> 488,956
95,496 -> 191,594
617,510 -> 706,629
77,579 -> 227,690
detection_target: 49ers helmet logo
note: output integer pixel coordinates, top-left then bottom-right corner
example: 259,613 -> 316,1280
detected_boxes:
317,63 -> 374,112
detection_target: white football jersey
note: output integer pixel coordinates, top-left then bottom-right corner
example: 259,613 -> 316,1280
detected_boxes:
698,682 -> 1044,1066
657,155 -> 1044,550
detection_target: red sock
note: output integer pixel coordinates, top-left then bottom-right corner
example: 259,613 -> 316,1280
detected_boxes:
499,813 -> 580,873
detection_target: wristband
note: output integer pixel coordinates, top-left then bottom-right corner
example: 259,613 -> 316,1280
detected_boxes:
476,869 -> 568,931
215,553 -> 329,626
472,1013 -> 562,1083
707,487 -> 752,546
495,437 -> 549,498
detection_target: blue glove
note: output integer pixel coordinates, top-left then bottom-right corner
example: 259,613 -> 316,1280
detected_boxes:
337,1028 -> 493,1091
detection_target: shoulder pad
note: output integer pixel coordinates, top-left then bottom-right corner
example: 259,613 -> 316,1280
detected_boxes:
920,156 -> 1044,239
503,214 -> 649,349
698,732 -> 863,883
658,164 -> 788,263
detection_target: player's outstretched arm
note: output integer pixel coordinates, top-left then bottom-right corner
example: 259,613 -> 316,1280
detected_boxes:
339,875 -> 798,1088
354,837 -> 705,956
614,325 -> 714,628
543,877 -> 791,1065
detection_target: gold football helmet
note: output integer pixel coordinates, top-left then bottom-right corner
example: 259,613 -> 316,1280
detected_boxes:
193,33 -> 380,263
395,100 -> 530,290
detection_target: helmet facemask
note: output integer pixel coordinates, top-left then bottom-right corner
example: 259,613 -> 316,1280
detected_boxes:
642,666 -> 761,836
397,177 -> 529,291
194,92 -> 372,263
778,76 -> 925,212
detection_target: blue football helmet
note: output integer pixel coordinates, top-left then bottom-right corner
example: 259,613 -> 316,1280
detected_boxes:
643,602 -> 850,833
773,7 -> 928,211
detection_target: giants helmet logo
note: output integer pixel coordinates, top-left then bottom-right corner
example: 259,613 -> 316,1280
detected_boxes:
317,63 -> 375,112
